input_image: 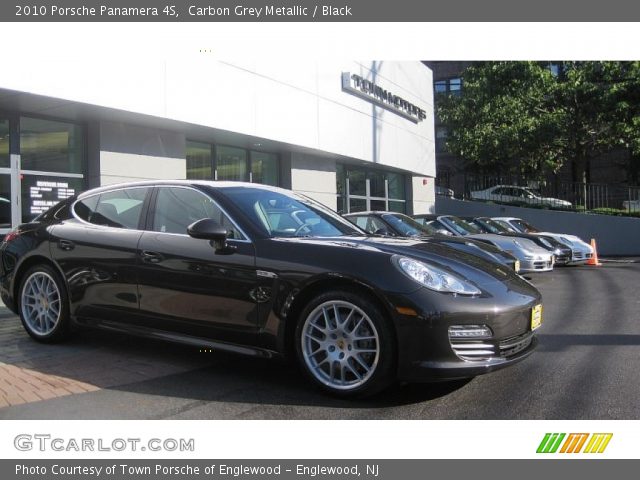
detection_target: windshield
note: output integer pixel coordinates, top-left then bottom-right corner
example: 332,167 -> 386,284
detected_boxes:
440,216 -> 482,236
382,213 -> 437,236
222,187 -> 363,238
511,219 -> 540,233
476,218 -> 509,234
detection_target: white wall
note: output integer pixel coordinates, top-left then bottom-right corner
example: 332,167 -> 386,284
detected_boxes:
290,153 -> 337,209
100,152 -> 186,186
412,175 -> 436,214
0,59 -> 434,178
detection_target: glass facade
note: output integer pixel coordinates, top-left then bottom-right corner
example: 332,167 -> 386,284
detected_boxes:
20,117 -> 84,174
186,141 -> 212,180
0,118 -> 9,168
216,146 -> 247,181
251,151 -> 278,186
186,140 -> 279,187
336,165 -> 407,214
0,115 -> 86,230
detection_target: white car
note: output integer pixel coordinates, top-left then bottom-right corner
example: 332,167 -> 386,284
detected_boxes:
492,217 -> 594,265
623,199 -> 640,212
471,185 -> 572,208
423,215 -> 555,272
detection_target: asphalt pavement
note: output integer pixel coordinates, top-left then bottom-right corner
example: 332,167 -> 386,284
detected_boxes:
1,260 -> 639,419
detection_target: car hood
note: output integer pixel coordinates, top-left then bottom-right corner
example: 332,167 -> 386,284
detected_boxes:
538,232 -> 590,247
275,235 -> 526,286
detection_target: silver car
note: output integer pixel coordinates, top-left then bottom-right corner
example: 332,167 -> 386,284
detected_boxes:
416,215 -> 554,273
492,217 -> 594,265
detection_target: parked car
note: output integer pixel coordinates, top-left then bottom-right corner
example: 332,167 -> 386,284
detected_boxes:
622,199 -> 640,212
343,211 -> 521,272
491,217 -> 594,265
435,186 -> 455,198
467,216 -> 572,265
0,181 -> 542,397
413,214 -> 555,272
470,185 -> 572,208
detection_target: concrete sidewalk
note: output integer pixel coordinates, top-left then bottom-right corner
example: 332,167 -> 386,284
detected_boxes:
0,302 -> 214,409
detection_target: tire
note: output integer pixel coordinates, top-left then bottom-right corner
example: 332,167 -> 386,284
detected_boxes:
18,264 -> 71,343
295,289 -> 396,398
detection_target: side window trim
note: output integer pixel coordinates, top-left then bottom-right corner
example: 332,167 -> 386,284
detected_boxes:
149,185 -> 252,243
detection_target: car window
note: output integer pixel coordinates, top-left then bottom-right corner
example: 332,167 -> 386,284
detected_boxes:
347,216 -> 369,230
73,195 -> 99,222
222,187 -> 360,238
382,213 -> 436,236
83,188 -> 148,229
152,187 -> 244,239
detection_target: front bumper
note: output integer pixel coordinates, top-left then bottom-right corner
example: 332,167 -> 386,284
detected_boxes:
569,248 -> 594,264
519,257 -> 554,272
389,283 -> 541,383
402,334 -> 538,381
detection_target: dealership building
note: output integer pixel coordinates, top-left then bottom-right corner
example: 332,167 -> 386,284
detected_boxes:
0,60 -> 435,235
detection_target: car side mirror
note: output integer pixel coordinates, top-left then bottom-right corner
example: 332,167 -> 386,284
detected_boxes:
187,218 -> 236,254
437,229 -> 453,236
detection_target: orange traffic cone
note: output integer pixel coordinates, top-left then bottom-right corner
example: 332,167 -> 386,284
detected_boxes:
586,238 -> 602,266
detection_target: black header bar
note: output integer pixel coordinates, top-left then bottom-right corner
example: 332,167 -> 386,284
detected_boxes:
4,0 -> 640,22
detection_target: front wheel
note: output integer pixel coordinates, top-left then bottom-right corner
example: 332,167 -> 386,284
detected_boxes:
18,264 -> 71,343
295,290 -> 396,397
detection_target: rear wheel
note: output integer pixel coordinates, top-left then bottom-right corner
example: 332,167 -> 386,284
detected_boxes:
295,290 -> 395,397
18,265 -> 70,343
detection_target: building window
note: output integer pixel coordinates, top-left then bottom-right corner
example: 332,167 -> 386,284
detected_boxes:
186,140 -> 279,187
186,141 -> 212,180
436,126 -> 448,153
216,146 -> 247,181
250,151 -> 278,186
434,77 -> 462,96
20,117 -> 84,174
336,165 -> 407,214
19,117 -> 85,222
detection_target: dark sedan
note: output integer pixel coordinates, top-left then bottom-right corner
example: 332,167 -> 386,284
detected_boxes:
0,181 -> 542,397
343,211 -> 521,272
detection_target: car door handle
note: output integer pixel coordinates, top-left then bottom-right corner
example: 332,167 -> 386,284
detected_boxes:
58,239 -> 75,251
141,250 -> 163,263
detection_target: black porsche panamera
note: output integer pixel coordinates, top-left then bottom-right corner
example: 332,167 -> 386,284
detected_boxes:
0,181 -> 542,397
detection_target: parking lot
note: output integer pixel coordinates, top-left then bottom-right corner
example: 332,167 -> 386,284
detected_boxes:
1,259 -> 639,420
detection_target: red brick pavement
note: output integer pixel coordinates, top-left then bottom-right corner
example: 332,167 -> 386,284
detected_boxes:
0,305 -> 214,408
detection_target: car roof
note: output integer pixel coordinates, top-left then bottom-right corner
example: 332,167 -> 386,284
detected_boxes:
76,180 -> 292,200
343,211 -> 390,217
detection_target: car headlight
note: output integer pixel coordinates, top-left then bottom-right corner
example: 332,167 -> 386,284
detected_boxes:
395,257 -> 481,295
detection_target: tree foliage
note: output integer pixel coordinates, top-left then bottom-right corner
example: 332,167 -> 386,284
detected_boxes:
437,61 -> 640,183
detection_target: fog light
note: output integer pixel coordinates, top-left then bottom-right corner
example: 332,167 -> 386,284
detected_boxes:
448,325 -> 493,339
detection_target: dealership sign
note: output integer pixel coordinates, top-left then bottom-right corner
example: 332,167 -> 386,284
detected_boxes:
341,72 -> 427,123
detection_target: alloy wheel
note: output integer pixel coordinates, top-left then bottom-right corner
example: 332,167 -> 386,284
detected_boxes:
20,271 -> 62,336
301,300 -> 380,391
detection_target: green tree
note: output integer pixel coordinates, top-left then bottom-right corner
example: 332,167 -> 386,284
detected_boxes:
437,61 -> 640,184
437,61 -> 562,179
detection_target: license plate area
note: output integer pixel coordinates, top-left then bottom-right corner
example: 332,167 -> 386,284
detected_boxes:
531,304 -> 543,330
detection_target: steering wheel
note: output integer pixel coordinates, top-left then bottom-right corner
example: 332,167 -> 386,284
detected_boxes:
294,223 -> 313,236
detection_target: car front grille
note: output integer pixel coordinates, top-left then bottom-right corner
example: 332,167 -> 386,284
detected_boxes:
499,332 -> 534,358
450,331 -> 534,362
572,250 -> 584,259
449,340 -> 495,361
532,260 -> 553,269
